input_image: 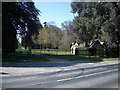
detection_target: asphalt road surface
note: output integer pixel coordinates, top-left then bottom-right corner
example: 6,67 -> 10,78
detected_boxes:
2,64 -> 119,88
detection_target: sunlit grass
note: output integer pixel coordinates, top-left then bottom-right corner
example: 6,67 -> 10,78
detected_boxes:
102,58 -> 119,61
32,49 -> 71,55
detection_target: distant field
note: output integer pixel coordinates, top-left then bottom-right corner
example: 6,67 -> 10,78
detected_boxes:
32,49 -> 71,55
32,48 -> 88,55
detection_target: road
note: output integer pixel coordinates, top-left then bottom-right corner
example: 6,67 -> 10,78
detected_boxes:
2,64 -> 119,88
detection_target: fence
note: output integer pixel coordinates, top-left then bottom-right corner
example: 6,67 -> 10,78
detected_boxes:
32,49 -> 89,56
2,48 -> 119,57
32,49 -> 71,55
1,49 -> 97,56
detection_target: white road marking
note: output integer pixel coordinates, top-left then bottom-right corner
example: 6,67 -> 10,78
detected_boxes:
57,69 -> 118,82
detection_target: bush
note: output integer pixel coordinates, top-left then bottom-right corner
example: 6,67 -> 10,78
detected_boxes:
88,48 -> 96,56
108,47 -> 119,58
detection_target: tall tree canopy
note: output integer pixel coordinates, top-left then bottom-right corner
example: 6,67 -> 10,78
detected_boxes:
2,2 -> 42,54
71,2 -> 120,54
71,2 -> 120,57
37,23 -> 63,49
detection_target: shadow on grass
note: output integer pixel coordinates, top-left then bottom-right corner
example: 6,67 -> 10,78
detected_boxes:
2,53 -> 103,67
2,53 -> 48,62
48,54 -> 103,62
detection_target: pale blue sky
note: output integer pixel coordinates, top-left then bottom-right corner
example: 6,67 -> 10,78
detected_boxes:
34,2 -> 75,28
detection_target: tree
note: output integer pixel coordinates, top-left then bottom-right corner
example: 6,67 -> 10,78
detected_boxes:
47,25 -> 62,49
101,2 -> 120,57
37,27 -> 48,49
61,21 -> 78,42
71,2 -> 100,47
2,2 -> 42,54
70,2 -> 120,57
60,21 -> 80,50
72,16 -> 97,47
59,32 -> 71,50
36,23 -> 63,49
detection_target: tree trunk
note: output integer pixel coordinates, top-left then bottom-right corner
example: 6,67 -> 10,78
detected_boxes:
115,42 -> 119,57
28,46 -> 32,54
85,41 -> 89,48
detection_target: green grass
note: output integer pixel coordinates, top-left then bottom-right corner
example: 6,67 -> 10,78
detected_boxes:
3,48 -> 119,62
32,48 -> 89,56
32,49 -> 71,55
50,55 -> 119,61
51,55 -> 101,61
102,58 -> 120,61
32,49 -> 120,61
3,54 -> 48,62
2,49 -> 48,62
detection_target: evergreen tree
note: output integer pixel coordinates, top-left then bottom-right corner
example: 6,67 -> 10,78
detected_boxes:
2,2 -> 42,54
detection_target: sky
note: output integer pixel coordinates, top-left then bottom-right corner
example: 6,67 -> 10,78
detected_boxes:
34,2 -> 75,28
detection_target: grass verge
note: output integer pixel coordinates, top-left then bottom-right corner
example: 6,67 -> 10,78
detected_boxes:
50,55 -> 119,61
2,49 -> 48,62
